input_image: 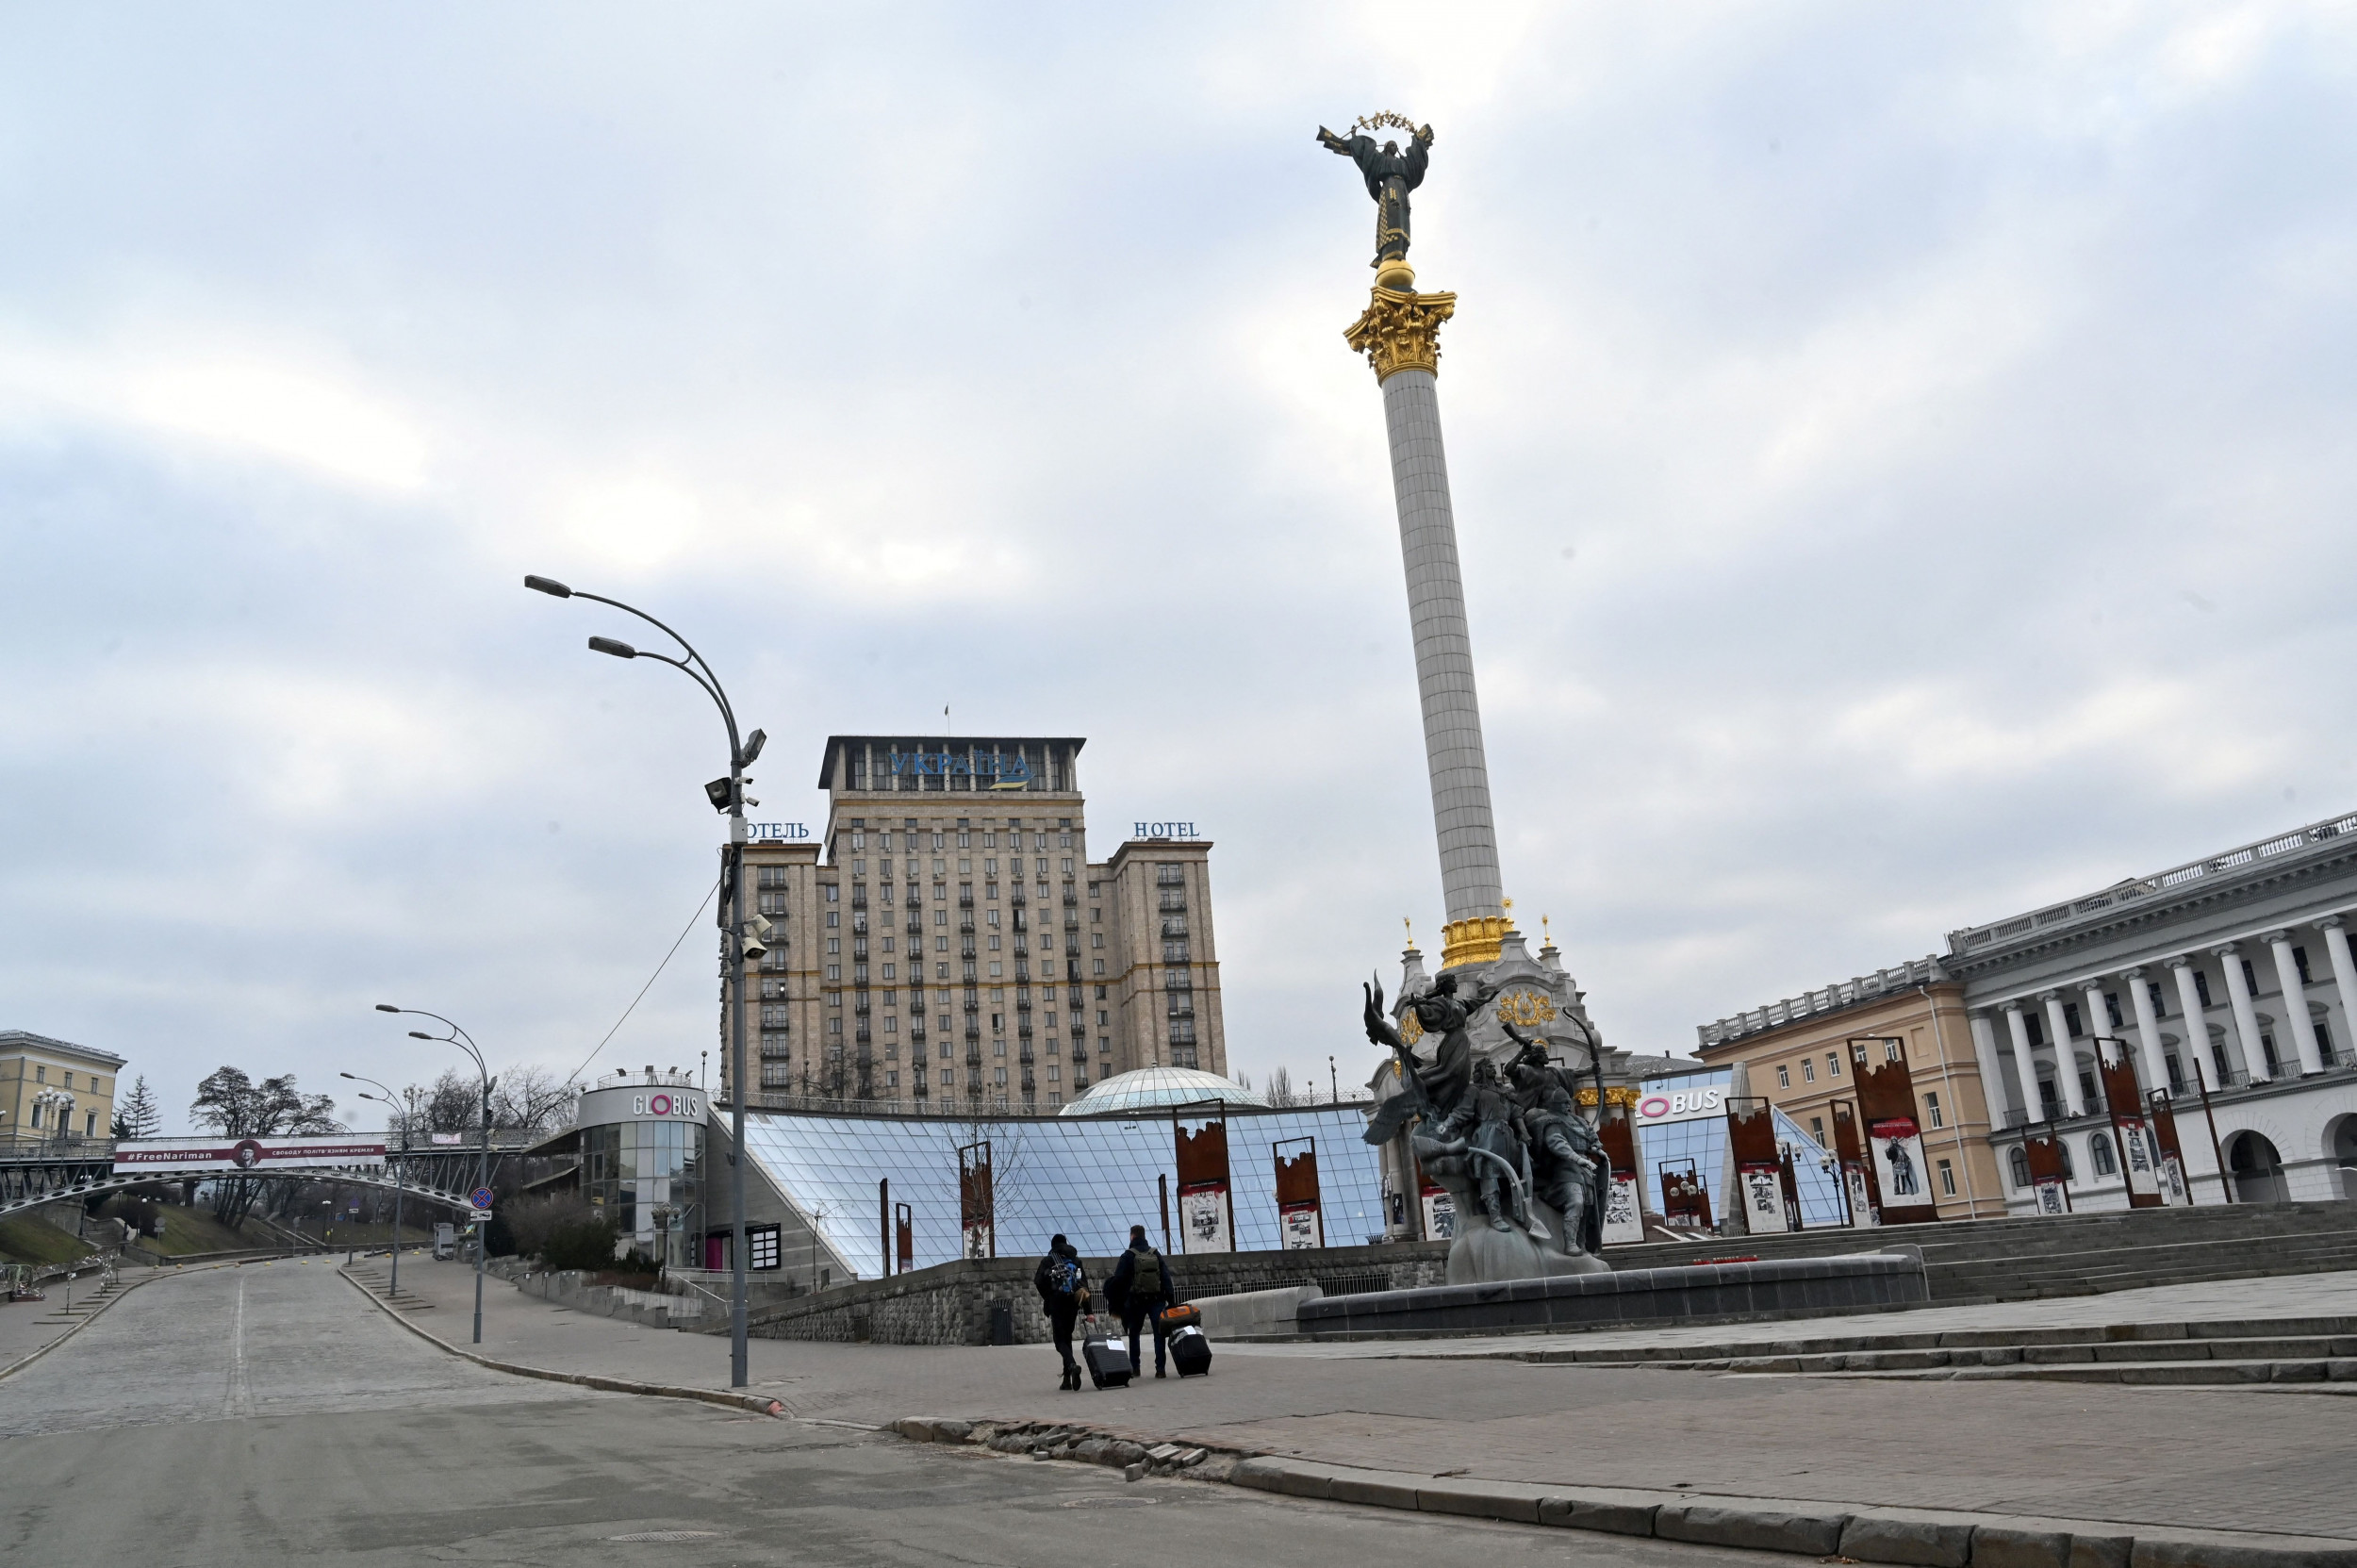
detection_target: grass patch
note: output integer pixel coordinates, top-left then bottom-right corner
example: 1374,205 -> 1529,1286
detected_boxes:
0,1214 -> 101,1268
129,1206 -> 269,1256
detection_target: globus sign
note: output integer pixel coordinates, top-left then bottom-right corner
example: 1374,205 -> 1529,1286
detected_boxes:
634,1091 -> 703,1119
1633,1085 -> 1728,1127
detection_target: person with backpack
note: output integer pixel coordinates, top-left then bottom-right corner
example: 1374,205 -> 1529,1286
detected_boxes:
1104,1224 -> 1176,1379
1033,1233 -> 1092,1391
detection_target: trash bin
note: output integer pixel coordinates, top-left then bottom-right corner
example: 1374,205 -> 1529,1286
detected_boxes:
987,1301 -> 1014,1345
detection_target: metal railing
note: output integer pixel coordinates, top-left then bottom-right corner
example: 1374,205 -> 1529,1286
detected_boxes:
1949,809 -> 2357,955
1696,956 -> 1948,1048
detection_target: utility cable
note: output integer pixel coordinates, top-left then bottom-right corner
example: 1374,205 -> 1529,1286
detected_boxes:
568,874 -> 720,1086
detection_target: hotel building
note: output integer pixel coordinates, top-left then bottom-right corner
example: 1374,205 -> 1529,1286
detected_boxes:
727,735 -> 1227,1113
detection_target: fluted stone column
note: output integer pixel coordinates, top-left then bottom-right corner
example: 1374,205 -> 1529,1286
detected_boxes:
2121,966 -> 2171,1097
2167,957 -> 2219,1092
2040,991 -> 2087,1117
1968,1010 -> 2015,1126
1346,282 -> 1507,966
2002,1002 -> 2043,1121
2214,943 -> 2269,1081
2319,916 -> 2357,1066
2264,930 -> 2327,1075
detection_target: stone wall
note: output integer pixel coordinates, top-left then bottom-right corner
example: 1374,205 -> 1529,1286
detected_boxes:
743,1242 -> 1449,1345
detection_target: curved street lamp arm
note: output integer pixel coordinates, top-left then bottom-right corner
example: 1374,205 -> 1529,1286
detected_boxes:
387,1007 -> 490,1082
569,592 -> 746,763
630,651 -> 743,758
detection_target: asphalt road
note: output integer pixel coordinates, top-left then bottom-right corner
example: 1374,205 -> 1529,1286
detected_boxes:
0,1263 -> 1783,1566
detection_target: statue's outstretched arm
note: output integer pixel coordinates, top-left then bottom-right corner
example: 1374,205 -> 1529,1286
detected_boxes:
1315,126 -> 1358,156
1363,977 -> 1403,1050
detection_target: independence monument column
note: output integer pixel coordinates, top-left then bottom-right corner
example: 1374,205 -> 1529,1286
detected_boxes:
1320,115 -> 1507,970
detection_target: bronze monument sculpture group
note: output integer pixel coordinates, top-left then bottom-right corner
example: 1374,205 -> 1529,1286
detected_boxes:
1364,974 -> 1611,1281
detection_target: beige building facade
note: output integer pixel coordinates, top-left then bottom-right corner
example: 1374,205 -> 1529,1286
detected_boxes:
0,1030 -> 124,1145
1694,963 -> 2007,1220
727,735 -> 1226,1113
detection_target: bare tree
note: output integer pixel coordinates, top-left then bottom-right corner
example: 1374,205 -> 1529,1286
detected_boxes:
490,1065 -> 575,1131
1265,1065 -> 1296,1107
189,1067 -> 342,1227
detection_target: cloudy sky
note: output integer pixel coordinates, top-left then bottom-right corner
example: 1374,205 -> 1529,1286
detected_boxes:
6,5 -> 2355,1131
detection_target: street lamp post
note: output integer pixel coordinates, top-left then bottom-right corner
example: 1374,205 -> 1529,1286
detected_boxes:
525,572 -> 764,1390
341,1074 -> 409,1297
374,1004 -> 495,1344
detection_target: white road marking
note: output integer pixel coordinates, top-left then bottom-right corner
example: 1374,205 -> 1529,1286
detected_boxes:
225,1276 -> 253,1417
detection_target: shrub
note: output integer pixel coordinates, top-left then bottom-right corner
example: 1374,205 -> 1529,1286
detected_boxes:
540,1215 -> 620,1272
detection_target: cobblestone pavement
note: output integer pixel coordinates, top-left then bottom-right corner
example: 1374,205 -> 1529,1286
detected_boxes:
367,1259 -> 2357,1541
1,1262 -> 1781,1568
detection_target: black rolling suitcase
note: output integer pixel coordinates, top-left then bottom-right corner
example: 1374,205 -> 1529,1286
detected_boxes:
1081,1315 -> 1132,1388
1169,1324 -> 1212,1377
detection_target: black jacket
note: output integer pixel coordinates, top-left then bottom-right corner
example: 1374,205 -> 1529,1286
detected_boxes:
1105,1240 -> 1174,1317
1033,1243 -> 1088,1311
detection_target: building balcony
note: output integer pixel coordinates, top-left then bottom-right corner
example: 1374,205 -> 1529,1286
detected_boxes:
959,894 -> 975,909
1011,891 -> 1027,908
1159,891 -> 1186,912
851,914 -> 869,933
1063,890 -> 1079,907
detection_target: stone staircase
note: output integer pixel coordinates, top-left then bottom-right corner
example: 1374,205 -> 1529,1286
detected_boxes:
1504,1311 -> 2357,1388
341,1259 -> 437,1312
30,1273 -> 121,1324
1604,1201 -> 2357,1301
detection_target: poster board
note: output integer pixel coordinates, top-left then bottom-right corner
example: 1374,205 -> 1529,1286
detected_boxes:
1660,1162 -> 1713,1230
1725,1097 -> 1791,1233
1851,1040 -> 1939,1225
1595,1107 -> 1646,1246
956,1139 -> 994,1259
2023,1130 -> 2071,1215
1274,1137 -> 1322,1250
2096,1047 -> 2162,1208
1831,1101 -> 1878,1228
2146,1092 -> 2193,1207
1174,1111 -> 1235,1254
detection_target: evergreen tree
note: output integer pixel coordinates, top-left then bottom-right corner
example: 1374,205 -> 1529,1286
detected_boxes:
112,1075 -> 161,1140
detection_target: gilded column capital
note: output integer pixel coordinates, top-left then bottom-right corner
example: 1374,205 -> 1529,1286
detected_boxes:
1344,286 -> 1458,382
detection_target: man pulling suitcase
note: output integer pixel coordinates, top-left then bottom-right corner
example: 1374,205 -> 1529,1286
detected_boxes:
1105,1224 -> 1176,1379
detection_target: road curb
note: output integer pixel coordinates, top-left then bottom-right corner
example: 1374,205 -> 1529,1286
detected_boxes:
890,1416 -> 2357,1568
333,1265 -> 786,1419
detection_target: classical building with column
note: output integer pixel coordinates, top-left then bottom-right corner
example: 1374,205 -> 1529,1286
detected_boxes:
1944,810 -> 2357,1210
1694,960 -> 2008,1219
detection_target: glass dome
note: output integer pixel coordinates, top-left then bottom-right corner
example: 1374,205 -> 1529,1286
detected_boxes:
1057,1065 -> 1270,1116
